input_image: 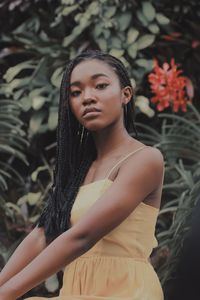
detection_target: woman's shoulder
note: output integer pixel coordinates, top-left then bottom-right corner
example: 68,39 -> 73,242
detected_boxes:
127,141 -> 164,162
119,143 -> 164,180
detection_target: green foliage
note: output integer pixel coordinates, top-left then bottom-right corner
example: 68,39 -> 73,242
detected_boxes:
0,100 -> 29,191
137,103 -> 200,285
0,0 -> 170,142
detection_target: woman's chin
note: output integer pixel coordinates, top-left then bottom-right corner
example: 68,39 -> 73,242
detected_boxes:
82,120 -> 106,132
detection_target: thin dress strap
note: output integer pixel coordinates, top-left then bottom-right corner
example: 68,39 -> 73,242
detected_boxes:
105,146 -> 148,179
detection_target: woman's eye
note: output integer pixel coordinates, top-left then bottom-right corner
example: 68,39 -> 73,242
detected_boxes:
96,83 -> 109,89
70,90 -> 81,97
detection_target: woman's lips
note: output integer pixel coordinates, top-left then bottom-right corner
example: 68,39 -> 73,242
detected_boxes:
82,111 -> 101,119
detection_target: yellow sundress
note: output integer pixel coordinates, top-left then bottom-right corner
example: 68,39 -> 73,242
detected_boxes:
26,146 -> 164,300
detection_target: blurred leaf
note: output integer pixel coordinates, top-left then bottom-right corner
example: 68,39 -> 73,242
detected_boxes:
135,95 -> 155,117
48,107 -> 58,131
127,43 -> 138,59
45,274 -> 59,293
135,58 -> 153,70
137,34 -> 155,50
136,10 -> 149,26
97,37 -> 107,51
109,49 -> 124,58
104,6 -> 116,18
142,2 -> 156,22
3,61 -> 35,83
51,67 -> 64,88
30,111 -> 46,134
117,12 -> 132,31
110,36 -> 122,49
32,96 -> 47,110
61,4 -> 78,16
148,23 -> 160,34
17,192 -> 42,206
127,27 -> 139,45
20,96 -> 32,112
156,13 -> 170,25
31,166 -> 49,182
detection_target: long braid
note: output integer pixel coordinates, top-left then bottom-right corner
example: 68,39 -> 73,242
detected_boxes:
37,50 -> 138,242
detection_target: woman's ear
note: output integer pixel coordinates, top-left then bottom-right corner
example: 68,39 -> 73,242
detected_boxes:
121,86 -> 133,105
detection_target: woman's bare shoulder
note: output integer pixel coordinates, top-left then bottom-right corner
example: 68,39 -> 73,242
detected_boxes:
125,142 -> 164,166
117,144 -> 164,187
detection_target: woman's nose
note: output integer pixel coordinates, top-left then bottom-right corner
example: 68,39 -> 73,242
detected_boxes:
83,89 -> 96,105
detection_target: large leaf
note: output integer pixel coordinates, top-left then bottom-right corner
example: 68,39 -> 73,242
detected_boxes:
127,27 -> 139,45
137,34 -> 155,50
142,2 -> 156,22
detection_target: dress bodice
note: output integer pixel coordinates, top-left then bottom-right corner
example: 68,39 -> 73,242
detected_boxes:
71,178 -> 159,260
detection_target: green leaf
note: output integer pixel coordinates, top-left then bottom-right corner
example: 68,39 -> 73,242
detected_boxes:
62,21 -> 91,47
135,58 -> 153,70
17,192 -> 42,206
104,6 -> 116,18
3,62 -> 35,83
30,111 -> 46,134
156,13 -> 170,25
6,202 -> 21,214
88,1 -> 100,16
13,89 -> 25,101
61,0 -> 75,4
127,43 -> 138,59
127,27 -> 139,45
61,4 -> 78,16
0,144 -> 28,165
4,78 -> 30,94
117,12 -> 132,31
135,95 -> 155,117
142,2 -> 156,22
27,192 -> 42,206
93,23 -> 103,38
137,34 -> 155,50
136,10 -> 149,26
110,36 -> 122,49
20,97 -> 32,112
119,57 -> 130,68
109,49 -> 124,58
31,166 -> 48,182
32,96 -> 46,110
148,23 -> 160,34
48,107 -> 58,131
0,175 -> 7,190
45,274 -> 59,293
97,37 -> 107,51
0,162 -> 25,185
51,67 -> 63,88
102,29 -> 111,39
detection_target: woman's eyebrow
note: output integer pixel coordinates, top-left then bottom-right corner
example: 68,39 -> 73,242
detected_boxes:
70,73 -> 109,87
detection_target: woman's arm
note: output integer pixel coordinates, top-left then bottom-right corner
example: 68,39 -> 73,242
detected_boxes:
0,225 -> 89,299
0,147 -> 164,300
0,226 -> 47,287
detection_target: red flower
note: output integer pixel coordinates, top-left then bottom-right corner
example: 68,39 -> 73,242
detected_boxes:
148,59 -> 193,112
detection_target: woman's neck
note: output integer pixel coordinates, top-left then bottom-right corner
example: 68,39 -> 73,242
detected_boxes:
92,125 -> 134,161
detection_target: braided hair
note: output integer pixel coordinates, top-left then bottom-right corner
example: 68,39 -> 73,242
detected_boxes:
37,50 -> 138,242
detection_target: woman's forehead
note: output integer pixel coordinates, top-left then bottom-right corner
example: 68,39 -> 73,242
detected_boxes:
70,59 -> 118,82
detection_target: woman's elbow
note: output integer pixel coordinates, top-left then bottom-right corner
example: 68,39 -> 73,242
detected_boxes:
65,227 -> 96,255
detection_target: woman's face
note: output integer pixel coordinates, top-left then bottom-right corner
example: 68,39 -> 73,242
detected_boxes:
69,59 -> 132,132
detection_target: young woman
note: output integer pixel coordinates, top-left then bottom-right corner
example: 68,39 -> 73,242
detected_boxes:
0,50 -> 164,300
